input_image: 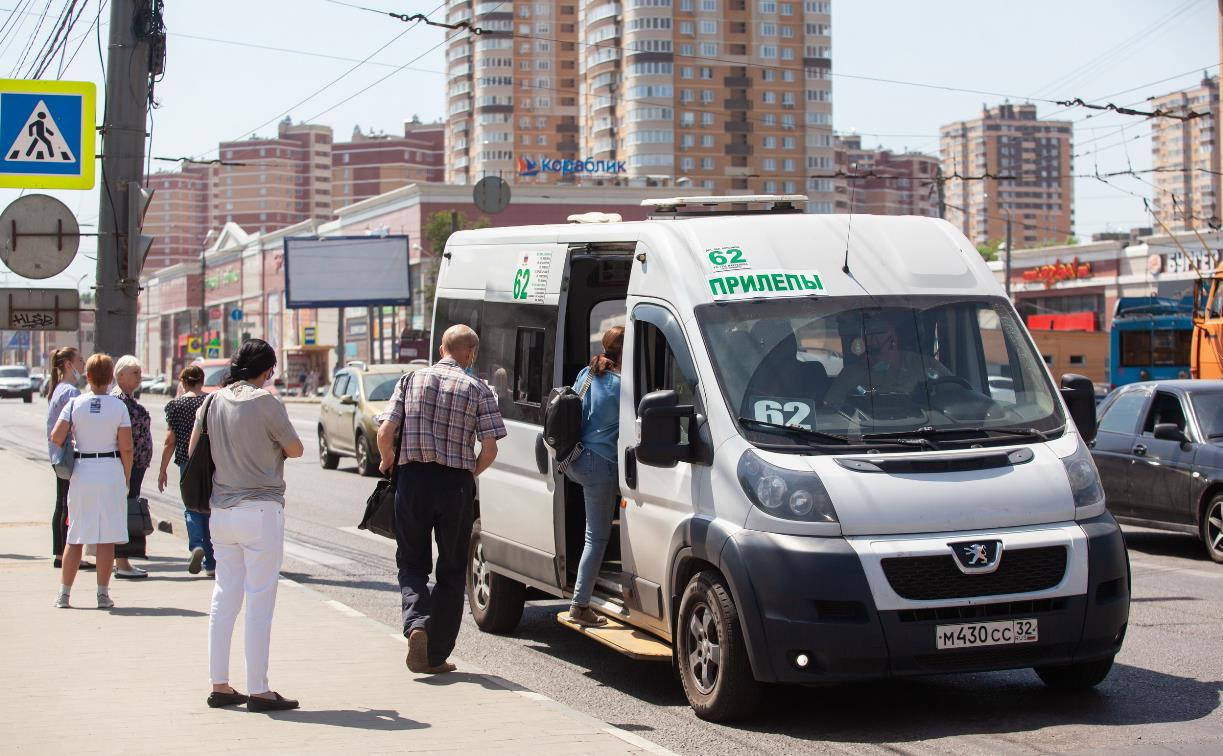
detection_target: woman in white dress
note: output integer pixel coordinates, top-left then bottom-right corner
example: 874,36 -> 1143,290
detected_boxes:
49,353 -> 133,609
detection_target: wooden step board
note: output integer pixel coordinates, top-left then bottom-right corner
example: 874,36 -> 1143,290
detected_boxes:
556,611 -> 672,662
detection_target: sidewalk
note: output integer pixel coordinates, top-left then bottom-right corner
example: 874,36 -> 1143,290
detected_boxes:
0,451 -> 671,755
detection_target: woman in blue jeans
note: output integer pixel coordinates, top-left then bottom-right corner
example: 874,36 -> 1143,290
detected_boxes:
564,326 -> 624,627
157,366 -> 214,575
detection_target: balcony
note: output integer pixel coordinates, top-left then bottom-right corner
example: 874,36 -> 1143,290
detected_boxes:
724,120 -> 752,133
725,144 -> 751,156
723,98 -> 751,110
723,76 -> 751,87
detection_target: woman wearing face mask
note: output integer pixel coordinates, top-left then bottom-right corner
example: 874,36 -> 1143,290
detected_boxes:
45,346 -> 93,571
562,326 -> 624,628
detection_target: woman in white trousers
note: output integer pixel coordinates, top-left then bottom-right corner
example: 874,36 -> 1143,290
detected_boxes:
189,340 -> 304,711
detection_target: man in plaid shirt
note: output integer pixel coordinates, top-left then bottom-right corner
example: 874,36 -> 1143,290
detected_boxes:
377,324 -> 506,674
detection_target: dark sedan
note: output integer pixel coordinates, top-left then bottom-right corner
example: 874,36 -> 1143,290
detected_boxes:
1092,380 -> 1223,563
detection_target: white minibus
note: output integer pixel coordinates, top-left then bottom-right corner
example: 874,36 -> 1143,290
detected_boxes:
436,197 -> 1129,721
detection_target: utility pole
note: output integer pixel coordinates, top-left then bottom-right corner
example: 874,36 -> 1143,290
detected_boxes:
94,0 -> 162,358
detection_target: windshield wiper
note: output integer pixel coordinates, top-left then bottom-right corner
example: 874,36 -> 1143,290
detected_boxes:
737,417 -> 850,445
865,425 -> 1053,443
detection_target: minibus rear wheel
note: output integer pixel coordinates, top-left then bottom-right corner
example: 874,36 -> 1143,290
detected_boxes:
466,518 -> 525,633
1034,656 -> 1115,689
676,570 -> 761,722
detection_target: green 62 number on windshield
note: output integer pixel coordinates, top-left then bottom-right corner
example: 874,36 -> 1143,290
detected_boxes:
513,267 -> 532,299
708,247 -> 746,266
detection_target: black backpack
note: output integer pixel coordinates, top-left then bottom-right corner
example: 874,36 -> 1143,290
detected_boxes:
543,371 -> 593,471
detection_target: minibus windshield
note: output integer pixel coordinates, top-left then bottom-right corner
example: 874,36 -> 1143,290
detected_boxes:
695,295 -> 1065,448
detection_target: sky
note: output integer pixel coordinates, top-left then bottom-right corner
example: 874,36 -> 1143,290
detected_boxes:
0,0 -> 1218,293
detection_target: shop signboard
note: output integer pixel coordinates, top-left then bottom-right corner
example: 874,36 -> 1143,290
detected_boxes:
1022,257 -> 1092,289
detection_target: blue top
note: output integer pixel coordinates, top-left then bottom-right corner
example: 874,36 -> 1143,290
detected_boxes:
46,380 -> 80,462
574,366 -> 621,463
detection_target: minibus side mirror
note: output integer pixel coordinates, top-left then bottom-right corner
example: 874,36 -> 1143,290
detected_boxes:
1060,373 -> 1097,445
1153,422 -> 1191,448
637,390 -> 695,467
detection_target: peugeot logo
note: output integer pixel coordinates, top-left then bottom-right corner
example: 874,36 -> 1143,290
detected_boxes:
948,539 -> 1003,574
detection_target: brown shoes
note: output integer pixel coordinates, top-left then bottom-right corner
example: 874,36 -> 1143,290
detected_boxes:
406,628 -> 429,673
568,605 -> 608,627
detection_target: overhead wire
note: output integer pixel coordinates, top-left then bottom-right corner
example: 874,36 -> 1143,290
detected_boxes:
186,1 -> 449,161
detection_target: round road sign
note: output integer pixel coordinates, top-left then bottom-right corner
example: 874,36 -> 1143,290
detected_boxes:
473,176 -> 511,215
0,194 -> 80,279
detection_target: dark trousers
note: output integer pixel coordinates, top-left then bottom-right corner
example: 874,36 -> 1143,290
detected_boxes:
116,466 -> 147,559
52,468 -> 68,557
394,461 -> 475,667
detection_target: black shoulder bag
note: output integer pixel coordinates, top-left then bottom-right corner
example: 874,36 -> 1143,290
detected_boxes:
180,394 -> 216,514
358,375 -> 405,540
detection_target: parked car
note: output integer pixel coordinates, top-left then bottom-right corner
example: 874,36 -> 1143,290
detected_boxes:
140,374 -> 163,395
30,369 -> 46,394
0,365 -> 35,402
148,376 -> 170,395
193,357 -> 281,401
1091,379 -> 1223,563
318,362 -> 416,476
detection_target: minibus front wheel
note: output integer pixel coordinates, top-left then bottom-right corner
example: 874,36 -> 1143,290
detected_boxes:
466,518 -> 526,633
676,570 -> 762,722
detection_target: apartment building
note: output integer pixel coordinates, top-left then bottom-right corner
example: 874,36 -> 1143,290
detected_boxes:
332,122 -> 445,210
445,0 -> 582,185
444,0 -> 838,210
211,119 -> 334,232
940,103 -> 1074,247
142,161 -> 213,269
833,135 -> 939,217
1149,74 -> 1220,231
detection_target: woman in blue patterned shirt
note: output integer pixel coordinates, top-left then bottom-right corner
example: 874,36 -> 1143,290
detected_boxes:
111,355 -> 153,579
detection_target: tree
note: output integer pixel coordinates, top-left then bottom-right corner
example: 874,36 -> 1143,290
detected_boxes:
420,210 -> 491,326
976,239 -> 1001,262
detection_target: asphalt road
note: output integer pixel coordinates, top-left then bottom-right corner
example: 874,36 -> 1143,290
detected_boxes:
6,394 -> 1223,754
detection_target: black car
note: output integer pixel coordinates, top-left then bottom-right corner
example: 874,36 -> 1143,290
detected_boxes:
1092,380 -> 1223,563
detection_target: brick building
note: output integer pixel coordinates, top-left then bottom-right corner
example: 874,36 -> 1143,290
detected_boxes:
940,102 -> 1074,247
332,122 -> 445,210
833,135 -> 939,217
1149,74 -> 1220,231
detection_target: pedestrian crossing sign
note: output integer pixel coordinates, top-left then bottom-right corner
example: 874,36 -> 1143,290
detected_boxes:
0,79 -> 94,189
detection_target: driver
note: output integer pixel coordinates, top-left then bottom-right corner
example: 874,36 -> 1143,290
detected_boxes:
824,314 -> 951,410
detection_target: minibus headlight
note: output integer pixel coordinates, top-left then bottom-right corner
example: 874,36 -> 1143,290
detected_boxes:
1061,441 -> 1105,510
738,449 -> 838,523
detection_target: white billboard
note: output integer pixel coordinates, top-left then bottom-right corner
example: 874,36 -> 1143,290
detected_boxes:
283,235 -> 411,309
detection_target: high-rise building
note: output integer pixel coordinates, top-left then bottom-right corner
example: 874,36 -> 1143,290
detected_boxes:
142,162 -> 212,269
1149,74 -> 1220,231
445,0 -> 582,185
332,121 -> 445,210
834,135 -> 939,217
444,0 -> 837,210
211,119 -> 334,233
940,103 -> 1074,247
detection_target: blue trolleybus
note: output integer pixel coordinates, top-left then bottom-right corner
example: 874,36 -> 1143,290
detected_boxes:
1109,296 -> 1193,387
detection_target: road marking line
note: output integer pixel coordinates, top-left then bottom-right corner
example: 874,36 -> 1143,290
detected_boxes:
282,541 -> 352,567
338,525 -> 395,545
